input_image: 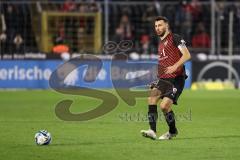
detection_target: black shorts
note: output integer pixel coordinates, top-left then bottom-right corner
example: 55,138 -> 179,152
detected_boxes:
159,76 -> 185,105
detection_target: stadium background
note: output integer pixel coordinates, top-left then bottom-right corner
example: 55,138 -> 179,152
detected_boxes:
0,0 -> 240,160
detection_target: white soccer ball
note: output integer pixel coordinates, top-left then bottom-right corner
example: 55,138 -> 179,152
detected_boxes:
35,130 -> 51,145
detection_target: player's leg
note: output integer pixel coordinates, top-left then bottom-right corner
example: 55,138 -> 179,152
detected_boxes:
159,97 -> 178,137
141,88 -> 161,139
158,97 -> 178,140
147,88 -> 161,133
159,76 -> 185,140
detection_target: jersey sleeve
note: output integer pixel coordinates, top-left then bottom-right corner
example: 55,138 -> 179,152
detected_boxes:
173,34 -> 187,48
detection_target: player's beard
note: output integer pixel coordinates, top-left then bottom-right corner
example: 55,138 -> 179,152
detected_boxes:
159,29 -> 166,38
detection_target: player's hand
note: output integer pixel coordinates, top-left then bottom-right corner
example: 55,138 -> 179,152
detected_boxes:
165,65 -> 178,74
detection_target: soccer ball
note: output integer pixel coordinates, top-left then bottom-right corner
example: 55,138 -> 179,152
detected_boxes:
34,130 -> 51,145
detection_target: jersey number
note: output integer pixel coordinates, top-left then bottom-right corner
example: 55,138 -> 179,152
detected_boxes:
160,48 -> 166,57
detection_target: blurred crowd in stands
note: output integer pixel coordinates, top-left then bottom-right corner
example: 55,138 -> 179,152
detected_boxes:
0,0 -> 240,57
110,0 -> 240,55
0,3 -> 35,55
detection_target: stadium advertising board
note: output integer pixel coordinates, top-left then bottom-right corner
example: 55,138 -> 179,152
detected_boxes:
0,60 -> 192,89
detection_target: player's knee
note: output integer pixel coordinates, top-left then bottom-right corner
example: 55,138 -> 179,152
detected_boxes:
148,88 -> 160,104
160,103 -> 170,112
148,96 -> 158,105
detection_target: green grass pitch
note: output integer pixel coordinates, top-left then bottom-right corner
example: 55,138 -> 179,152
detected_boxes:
0,89 -> 240,160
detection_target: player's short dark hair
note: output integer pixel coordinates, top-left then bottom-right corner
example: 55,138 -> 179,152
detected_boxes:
154,16 -> 169,23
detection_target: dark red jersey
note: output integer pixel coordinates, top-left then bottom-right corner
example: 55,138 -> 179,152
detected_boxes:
158,33 -> 186,78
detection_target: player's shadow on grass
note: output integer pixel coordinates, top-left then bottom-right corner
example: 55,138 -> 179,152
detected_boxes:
51,141 -> 132,146
176,135 -> 240,140
50,139 -> 138,146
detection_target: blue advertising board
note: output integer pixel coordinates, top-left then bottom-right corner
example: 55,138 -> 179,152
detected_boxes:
0,60 -> 192,89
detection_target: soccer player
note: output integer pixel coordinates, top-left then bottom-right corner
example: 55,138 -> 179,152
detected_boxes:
141,16 -> 191,140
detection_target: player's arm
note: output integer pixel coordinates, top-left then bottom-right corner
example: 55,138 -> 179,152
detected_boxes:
172,45 -> 191,68
165,35 -> 191,74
